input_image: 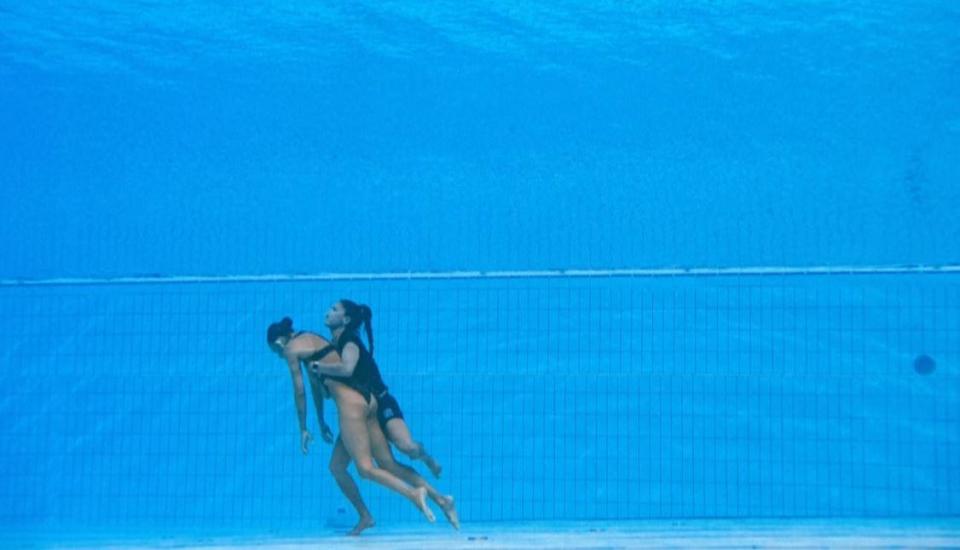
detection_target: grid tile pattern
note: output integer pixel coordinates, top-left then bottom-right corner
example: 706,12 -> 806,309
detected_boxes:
0,274 -> 956,532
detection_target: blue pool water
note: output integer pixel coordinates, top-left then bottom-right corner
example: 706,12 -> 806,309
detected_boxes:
1,2 -> 958,547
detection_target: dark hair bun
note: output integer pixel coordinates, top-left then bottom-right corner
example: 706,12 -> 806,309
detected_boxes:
267,317 -> 295,344
360,306 -> 372,322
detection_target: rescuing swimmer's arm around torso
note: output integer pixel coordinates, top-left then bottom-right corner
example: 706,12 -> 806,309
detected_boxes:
310,340 -> 360,378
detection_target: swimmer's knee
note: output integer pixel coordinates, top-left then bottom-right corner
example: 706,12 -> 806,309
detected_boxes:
355,462 -> 377,480
397,440 -> 424,458
374,456 -> 397,471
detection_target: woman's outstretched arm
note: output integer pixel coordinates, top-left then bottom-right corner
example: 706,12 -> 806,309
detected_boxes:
284,353 -> 312,454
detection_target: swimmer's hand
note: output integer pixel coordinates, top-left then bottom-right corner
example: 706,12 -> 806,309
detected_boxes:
301,429 -> 313,454
320,422 -> 334,444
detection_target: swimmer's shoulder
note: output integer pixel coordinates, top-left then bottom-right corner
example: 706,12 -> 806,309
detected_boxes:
288,331 -> 334,356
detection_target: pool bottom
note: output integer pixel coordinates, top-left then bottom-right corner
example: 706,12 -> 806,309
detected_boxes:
6,518 -> 960,549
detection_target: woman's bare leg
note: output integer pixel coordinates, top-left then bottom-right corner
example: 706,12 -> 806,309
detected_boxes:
371,437 -> 458,529
337,394 -> 435,522
385,419 -> 443,479
328,436 -> 374,536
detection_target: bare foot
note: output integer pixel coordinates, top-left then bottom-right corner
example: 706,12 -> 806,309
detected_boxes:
423,455 -> 443,479
411,487 -> 435,523
438,495 -> 460,530
347,515 -> 375,536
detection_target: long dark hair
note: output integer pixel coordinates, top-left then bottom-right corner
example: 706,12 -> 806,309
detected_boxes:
266,317 -> 294,343
340,300 -> 374,356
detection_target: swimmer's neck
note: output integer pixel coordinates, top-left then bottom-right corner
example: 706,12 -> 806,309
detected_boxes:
330,326 -> 345,342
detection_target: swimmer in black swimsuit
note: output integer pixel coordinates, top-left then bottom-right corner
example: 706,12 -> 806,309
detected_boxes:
310,300 -> 459,532
266,316 -> 439,534
319,309 -> 443,478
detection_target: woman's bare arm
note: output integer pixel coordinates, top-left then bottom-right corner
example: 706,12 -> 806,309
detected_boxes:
305,369 -> 334,443
285,353 -> 309,433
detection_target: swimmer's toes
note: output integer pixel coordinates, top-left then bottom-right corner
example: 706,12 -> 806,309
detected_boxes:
414,487 -> 435,523
440,496 -> 460,530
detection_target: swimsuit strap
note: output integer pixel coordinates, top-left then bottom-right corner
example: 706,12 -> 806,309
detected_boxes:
305,344 -> 337,362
